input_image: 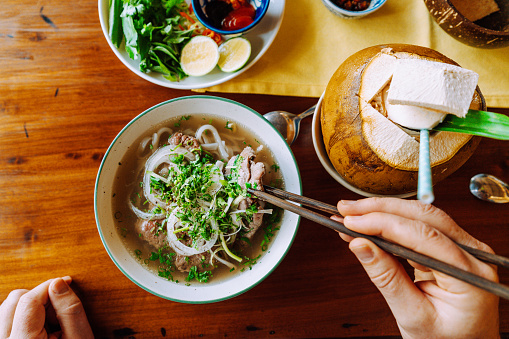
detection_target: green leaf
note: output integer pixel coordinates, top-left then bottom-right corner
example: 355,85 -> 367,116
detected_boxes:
108,0 -> 124,47
121,15 -> 140,59
434,109 -> 509,140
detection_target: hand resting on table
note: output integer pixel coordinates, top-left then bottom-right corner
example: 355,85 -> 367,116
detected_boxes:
0,276 -> 93,339
333,197 -> 500,339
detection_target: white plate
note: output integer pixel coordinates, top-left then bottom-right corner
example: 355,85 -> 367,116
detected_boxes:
98,0 -> 285,89
311,92 -> 416,198
95,96 -> 302,303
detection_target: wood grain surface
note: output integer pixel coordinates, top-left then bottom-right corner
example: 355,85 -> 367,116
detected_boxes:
1,1 -> 509,338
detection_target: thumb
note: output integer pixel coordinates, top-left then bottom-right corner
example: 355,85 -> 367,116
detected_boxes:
349,238 -> 432,323
48,278 -> 94,339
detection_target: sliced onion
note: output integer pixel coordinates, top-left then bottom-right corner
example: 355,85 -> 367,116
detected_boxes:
230,209 -> 273,214
206,161 -> 224,197
143,145 -> 195,208
221,213 -> 244,237
129,200 -> 165,220
166,209 -> 219,256
223,196 -> 234,214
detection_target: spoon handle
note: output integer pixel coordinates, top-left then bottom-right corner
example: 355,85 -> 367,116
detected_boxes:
418,129 -> 434,204
296,104 -> 317,121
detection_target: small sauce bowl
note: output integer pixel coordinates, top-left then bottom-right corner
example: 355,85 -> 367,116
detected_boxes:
192,0 -> 270,35
320,0 -> 387,19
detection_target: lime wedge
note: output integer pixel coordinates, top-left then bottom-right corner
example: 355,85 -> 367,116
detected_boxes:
218,37 -> 251,73
180,36 -> 219,77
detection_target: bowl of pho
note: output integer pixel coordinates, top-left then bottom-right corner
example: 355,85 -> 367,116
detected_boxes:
94,95 -> 301,303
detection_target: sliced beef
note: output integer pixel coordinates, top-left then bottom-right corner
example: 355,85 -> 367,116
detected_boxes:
226,146 -> 265,190
249,161 -> 265,190
175,252 -> 213,272
169,132 -> 200,150
226,146 -> 268,249
235,196 -> 266,252
134,219 -> 167,249
172,232 -> 215,272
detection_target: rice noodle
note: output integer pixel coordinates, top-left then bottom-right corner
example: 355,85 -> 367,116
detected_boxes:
195,125 -> 229,160
137,127 -> 173,157
166,209 -> 219,256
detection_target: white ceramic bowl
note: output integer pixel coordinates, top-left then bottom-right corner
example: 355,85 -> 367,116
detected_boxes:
97,0 -> 285,89
95,95 -> 301,303
321,0 -> 387,19
311,93 -> 415,198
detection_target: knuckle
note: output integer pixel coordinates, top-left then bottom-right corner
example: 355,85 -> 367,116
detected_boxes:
365,197 -> 384,208
370,266 -> 400,293
16,293 -> 38,310
418,222 -> 443,242
7,289 -> 29,301
58,299 -> 85,316
416,200 -> 450,221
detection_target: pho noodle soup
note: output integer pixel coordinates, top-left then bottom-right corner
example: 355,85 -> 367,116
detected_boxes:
112,114 -> 284,284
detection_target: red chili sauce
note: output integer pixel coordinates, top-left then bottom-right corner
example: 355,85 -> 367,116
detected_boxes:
332,0 -> 371,11
205,0 -> 256,31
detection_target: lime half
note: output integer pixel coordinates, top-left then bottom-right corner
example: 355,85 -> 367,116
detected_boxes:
218,37 -> 251,73
180,36 -> 220,77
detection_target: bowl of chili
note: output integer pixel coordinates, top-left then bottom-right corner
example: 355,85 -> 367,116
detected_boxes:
321,0 -> 387,19
192,0 -> 270,35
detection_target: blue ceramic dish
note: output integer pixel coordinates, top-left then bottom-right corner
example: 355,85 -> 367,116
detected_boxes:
192,0 -> 270,35
321,0 -> 387,19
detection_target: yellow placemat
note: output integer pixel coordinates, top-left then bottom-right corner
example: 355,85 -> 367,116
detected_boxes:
198,0 -> 509,108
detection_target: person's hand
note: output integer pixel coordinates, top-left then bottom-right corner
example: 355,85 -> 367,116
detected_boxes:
0,276 -> 93,339
333,198 -> 500,339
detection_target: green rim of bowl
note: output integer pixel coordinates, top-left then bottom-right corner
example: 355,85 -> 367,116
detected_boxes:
94,95 -> 302,304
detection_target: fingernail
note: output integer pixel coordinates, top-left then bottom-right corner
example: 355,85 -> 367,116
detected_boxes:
340,200 -> 357,205
52,278 -> 69,294
351,244 -> 374,263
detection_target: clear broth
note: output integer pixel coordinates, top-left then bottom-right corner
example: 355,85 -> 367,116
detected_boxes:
111,114 -> 284,285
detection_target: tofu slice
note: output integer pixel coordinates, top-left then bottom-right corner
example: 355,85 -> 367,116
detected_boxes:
382,88 -> 447,130
387,59 -> 479,118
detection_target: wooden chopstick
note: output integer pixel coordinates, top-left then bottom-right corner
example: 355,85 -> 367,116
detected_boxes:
263,185 -> 509,270
249,187 -> 509,301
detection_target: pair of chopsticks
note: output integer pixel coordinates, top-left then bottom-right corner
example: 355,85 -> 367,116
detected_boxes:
247,185 -> 509,300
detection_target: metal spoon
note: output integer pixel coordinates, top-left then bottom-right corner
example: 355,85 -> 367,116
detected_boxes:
263,105 -> 316,145
470,174 -> 509,203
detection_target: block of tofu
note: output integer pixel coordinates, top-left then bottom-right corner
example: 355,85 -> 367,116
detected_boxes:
450,0 -> 500,22
382,88 -> 447,130
387,59 -> 479,118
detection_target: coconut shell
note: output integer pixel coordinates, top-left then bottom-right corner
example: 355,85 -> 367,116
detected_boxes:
321,44 -> 484,196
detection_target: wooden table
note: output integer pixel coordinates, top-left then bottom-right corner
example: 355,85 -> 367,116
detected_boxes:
1,1 -> 509,338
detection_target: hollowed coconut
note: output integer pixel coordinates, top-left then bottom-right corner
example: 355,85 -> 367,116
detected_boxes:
321,44 -> 485,196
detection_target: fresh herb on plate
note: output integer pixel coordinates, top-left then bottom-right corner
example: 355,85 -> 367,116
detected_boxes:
109,0 -> 204,81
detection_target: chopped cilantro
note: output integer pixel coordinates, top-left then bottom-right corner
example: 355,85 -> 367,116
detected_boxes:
174,115 -> 191,127
186,266 -> 212,283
